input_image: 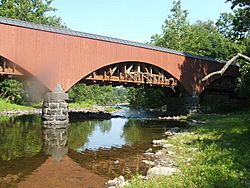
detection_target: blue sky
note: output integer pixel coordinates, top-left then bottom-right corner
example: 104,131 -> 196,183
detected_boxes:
52,0 -> 232,43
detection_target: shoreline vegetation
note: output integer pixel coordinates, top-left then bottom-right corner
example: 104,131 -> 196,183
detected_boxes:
0,99 -> 119,116
124,109 -> 250,188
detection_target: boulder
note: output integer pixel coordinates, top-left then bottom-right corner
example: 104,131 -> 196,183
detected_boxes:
146,166 -> 180,179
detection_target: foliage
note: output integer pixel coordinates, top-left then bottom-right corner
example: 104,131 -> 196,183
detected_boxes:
151,0 -> 189,52
130,0 -> 249,107
0,79 -> 24,103
226,0 -> 250,38
129,110 -> 250,188
217,0 -> 250,99
237,61 -> 250,97
151,0 -> 244,60
127,87 -> 167,108
0,0 -> 63,27
68,84 -> 128,105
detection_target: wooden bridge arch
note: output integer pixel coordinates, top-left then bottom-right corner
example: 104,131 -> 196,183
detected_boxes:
0,17 -> 239,96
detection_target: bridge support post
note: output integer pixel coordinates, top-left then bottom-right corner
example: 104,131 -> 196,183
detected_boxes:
42,85 -> 69,128
165,92 -> 199,115
183,92 -> 199,114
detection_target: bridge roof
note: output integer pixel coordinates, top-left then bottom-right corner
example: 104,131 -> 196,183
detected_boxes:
0,16 -> 224,64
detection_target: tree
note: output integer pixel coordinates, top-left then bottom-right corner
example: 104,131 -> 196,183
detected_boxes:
226,0 -> 250,39
0,0 -> 63,27
0,79 -> 23,103
151,0 -> 189,52
151,1 -> 243,60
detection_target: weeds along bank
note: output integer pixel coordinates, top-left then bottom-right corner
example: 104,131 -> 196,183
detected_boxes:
127,110 -> 250,188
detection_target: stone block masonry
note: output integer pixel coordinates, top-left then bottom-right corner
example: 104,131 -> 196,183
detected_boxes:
42,85 -> 69,128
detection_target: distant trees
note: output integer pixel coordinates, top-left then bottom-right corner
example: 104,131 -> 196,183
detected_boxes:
128,0 -> 250,107
68,84 -> 128,105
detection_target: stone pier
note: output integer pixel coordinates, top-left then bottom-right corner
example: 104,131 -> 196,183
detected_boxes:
42,85 -> 69,128
166,93 -> 199,115
183,93 -> 199,114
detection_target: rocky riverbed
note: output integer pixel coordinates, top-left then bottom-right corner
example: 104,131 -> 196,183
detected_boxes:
106,120 -> 205,188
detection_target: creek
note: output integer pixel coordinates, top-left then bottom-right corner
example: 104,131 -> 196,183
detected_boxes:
0,106 -> 186,188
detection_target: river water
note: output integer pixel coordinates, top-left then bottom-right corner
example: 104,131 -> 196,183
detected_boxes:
0,107 -> 186,188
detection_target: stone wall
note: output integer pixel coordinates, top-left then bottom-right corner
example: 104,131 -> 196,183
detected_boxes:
42,85 -> 69,128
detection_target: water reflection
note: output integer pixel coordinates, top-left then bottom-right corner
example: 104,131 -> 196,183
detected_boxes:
43,128 -> 68,161
0,114 -> 186,187
0,115 -> 42,160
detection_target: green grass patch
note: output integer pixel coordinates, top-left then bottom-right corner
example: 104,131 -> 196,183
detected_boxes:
104,107 -> 119,113
69,101 -> 95,109
0,98 -> 33,111
128,110 -> 250,188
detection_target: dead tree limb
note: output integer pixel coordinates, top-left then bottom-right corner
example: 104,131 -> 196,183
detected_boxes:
202,53 -> 250,82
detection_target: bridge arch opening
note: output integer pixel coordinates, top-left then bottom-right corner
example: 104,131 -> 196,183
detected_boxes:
0,55 -> 48,103
72,61 -> 188,94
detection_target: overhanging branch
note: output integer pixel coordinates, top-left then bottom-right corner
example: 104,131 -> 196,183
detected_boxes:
202,53 -> 250,82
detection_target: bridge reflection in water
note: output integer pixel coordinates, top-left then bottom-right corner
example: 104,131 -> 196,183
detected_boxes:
0,114 -> 186,187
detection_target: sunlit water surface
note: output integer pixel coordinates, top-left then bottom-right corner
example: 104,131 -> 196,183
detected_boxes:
0,107 -> 186,187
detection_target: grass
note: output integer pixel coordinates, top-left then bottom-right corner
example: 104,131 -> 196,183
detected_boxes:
0,98 -> 34,111
69,101 -> 95,109
69,101 -> 120,113
104,107 -> 119,113
128,109 -> 250,188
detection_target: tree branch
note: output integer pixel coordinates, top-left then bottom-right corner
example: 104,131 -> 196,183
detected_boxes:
202,53 -> 250,82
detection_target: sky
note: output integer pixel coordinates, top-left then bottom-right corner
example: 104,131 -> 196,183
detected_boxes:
52,0 -> 232,43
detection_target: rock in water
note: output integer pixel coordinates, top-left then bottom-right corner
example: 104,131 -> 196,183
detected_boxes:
146,166 -> 180,179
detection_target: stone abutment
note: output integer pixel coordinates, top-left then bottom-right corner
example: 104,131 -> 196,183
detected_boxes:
42,85 -> 69,128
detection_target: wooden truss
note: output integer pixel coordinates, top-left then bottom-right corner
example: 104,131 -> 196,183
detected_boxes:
84,63 -> 177,88
0,57 -> 23,77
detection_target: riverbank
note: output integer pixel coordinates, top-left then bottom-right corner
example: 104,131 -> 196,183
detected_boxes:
0,99 -> 39,116
125,109 -> 250,188
0,100 -> 119,118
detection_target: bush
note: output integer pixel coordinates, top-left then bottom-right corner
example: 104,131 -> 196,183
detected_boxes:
0,79 -> 24,104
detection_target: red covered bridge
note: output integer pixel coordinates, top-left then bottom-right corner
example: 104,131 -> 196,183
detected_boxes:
0,17 -> 240,124
0,17 -> 239,96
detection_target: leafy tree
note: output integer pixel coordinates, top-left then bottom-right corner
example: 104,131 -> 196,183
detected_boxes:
186,21 -> 245,59
226,0 -> 250,38
128,87 -> 167,108
0,79 -> 23,103
151,0 -> 244,60
0,0 -> 63,27
217,1 -> 250,98
151,0 -> 189,52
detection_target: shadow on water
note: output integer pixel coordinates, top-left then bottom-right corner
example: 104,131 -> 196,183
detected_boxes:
0,112 -> 187,187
